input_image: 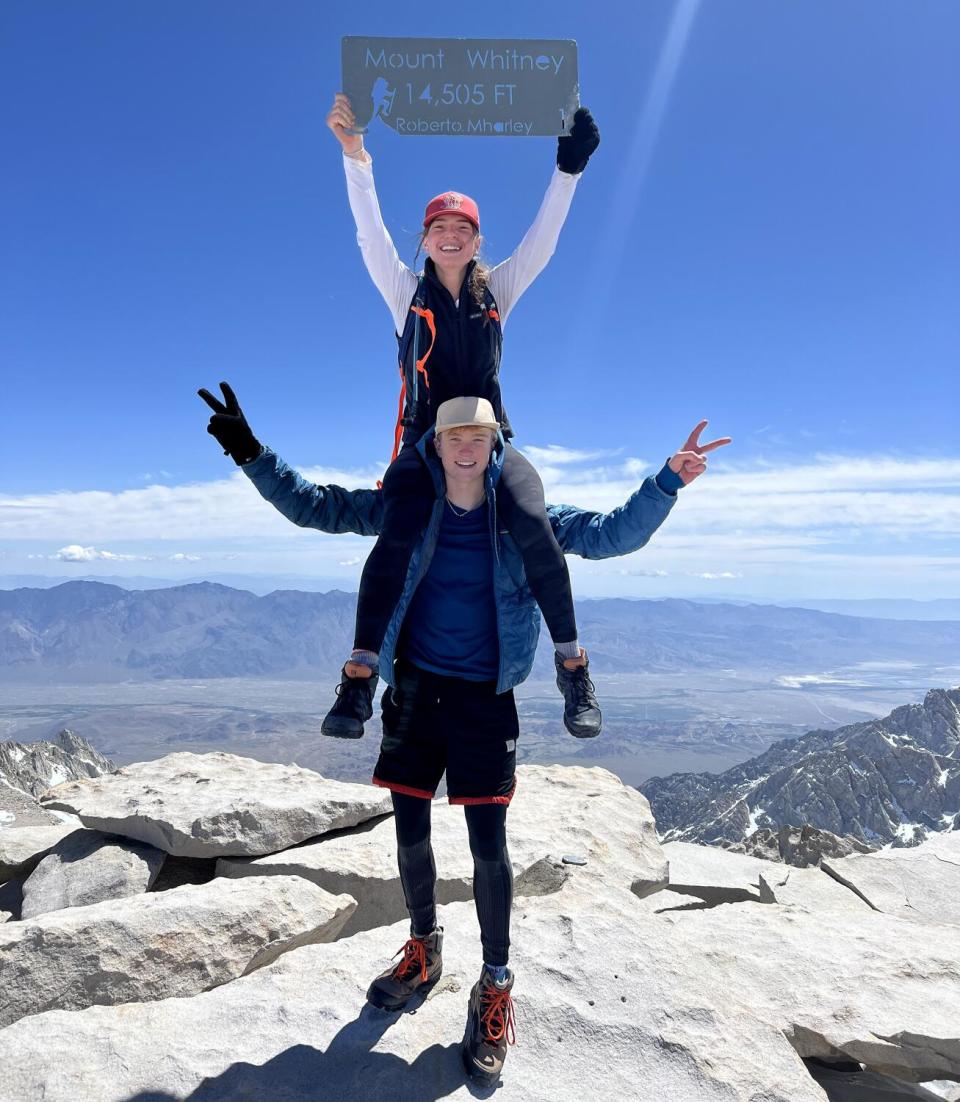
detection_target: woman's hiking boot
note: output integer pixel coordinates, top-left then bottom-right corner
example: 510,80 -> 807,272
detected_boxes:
321,662 -> 378,738
460,966 -> 516,1085
554,650 -> 602,738
366,928 -> 443,1011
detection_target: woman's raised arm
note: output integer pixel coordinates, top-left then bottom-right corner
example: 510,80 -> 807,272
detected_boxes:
327,93 -> 417,333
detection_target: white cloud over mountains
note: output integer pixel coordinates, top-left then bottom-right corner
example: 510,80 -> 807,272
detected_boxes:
4,450 -> 960,597
50,547 -> 202,564
55,545 -> 140,563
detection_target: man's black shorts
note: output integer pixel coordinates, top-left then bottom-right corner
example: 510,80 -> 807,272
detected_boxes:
372,658 -> 519,805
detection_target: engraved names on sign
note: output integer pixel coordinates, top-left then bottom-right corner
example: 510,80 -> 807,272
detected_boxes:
341,37 -> 580,137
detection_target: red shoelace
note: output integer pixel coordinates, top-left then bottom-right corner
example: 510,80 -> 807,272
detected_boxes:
480,982 -> 516,1046
393,936 -> 429,983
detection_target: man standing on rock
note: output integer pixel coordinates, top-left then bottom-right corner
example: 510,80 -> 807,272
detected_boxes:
199,383 -> 729,1085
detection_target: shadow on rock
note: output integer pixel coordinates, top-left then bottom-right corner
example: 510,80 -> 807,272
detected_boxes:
123,998 -> 497,1102
804,1058 -> 951,1101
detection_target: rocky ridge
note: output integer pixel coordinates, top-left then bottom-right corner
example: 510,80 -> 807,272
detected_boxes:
0,748 -> 958,1099
0,730 -> 115,881
641,687 -> 960,851
0,728 -> 113,801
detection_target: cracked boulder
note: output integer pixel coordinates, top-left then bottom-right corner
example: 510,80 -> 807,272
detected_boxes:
20,829 -> 166,918
0,874 -> 355,1029
217,764 -> 667,934
822,832 -> 960,925
41,751 -> 392,857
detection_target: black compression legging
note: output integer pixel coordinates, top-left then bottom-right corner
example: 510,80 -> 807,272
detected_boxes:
392,791 -> 513,966
354,443 -> 578,653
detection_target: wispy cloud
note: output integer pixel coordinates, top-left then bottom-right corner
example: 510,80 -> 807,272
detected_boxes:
54,545 -> 145,563
4,448 -> 960,597
521,444 -> 622,467
0,461 -> 383,543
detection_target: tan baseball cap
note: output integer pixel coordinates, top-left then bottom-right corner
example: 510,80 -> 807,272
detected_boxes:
434,397 -> 499,435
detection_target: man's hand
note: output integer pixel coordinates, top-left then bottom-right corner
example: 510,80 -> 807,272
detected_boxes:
557,107 -> 600,174
197,382 -> 262,466
668,421 -> 732,485
326,93 -> 364,156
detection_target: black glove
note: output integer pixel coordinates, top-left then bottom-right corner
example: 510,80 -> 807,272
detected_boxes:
197,381 -> 262,466
557,107 -> 600,175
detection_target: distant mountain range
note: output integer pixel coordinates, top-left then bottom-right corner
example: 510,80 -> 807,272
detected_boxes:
640,687 -> 960,849
5,577 -> 960,621
3,581 -> 960,683
0,574 -> 349,596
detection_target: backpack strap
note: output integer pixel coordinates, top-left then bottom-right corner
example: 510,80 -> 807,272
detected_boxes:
390,276 -> 434,463
396,276 -> 425,397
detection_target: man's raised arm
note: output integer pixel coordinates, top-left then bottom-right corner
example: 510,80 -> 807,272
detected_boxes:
243,449 -> 384,537
199,381 -> 384,537
549,421 -> 731,559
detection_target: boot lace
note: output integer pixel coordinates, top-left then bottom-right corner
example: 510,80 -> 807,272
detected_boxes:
333,675 -> 371,708
392,936 -> 429,983
480,984 -> 516,1047
565,666 -> 596,710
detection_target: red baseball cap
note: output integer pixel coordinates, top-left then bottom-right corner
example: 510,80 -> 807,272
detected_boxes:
422,191 -> 480,231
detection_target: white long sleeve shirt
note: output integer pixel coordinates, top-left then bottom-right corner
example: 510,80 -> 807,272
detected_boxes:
342,153 -> 581,333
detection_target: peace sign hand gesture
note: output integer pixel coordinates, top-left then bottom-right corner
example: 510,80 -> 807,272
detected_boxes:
197,382 -> 262,466
668,420 -> 732,485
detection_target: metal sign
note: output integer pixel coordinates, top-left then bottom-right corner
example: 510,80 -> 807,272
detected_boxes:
341,37 -> 579,137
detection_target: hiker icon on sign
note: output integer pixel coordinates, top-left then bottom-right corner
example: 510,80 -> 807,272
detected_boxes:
372,77 -> 396,121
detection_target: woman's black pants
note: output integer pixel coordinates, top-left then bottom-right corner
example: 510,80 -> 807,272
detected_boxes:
353,443 -> 578,652
392,790 -> 513,966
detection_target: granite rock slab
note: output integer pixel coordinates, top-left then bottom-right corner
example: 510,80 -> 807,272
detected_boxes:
822,832 -> 960,925
0,873 -> 355,1028
217,764 -> 668,934
0,822 -> 81,881
41,751 -> 392,856
20,829 -> 166,918
3,873 -> 960,1102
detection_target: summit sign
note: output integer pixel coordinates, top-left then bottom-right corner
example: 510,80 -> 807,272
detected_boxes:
341,37 -> 579,138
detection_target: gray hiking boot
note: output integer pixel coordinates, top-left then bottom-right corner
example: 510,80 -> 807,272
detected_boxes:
366,927 -> 443,1011
461,966 -> 516,1085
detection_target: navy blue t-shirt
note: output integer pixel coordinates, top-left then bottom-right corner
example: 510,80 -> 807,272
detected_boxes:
402,499 -> 499,681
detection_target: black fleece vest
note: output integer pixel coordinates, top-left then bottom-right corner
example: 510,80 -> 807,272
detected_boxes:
397,258 -> 508,446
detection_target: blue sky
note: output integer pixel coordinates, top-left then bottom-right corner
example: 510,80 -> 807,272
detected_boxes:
2,0 -> 958,600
